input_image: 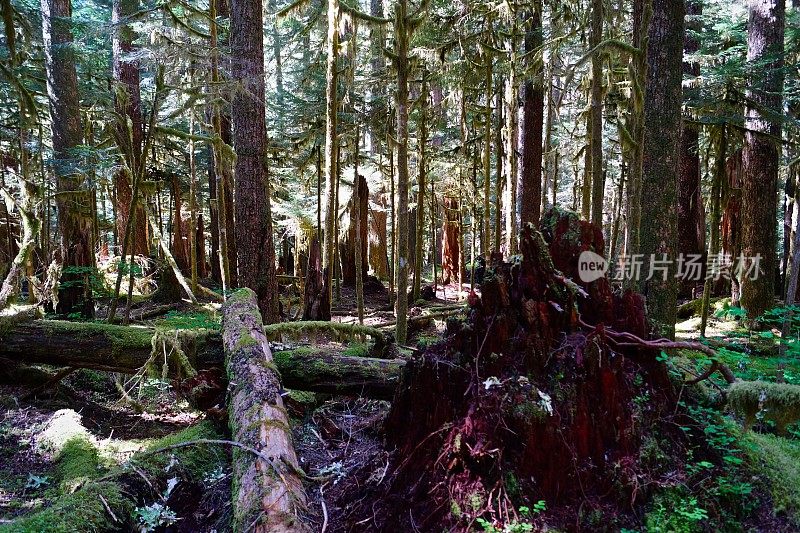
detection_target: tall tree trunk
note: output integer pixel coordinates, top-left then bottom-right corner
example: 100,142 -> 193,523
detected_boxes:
112,0 -> 148,257
740,0 -> 785,320
441,196 -> 460,285
493,84 -> 503,254
354,130 -> 365,324
393,0 -> 411,344
589,0 -> 604,226
678,0 -> 705,298
323,0 -> 339,311
230,0 -> 279,323
623,0 -> 651,278
340,175 -> 368,286
639,0 -> 684,338
700,126 -> 727,336
413,77 -> 427,300
504,42 -> 518,255
518,4 -> 544,228
482,56 -> 492,258
42,0 -> 94,318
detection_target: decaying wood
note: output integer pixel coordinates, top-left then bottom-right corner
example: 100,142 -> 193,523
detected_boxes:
0,319 -> 404,399
222,288 -> 308,532
303,236 -> 331,320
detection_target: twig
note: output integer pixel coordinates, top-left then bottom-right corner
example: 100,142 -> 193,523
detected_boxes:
98,493 -> 119,523
320,485 -> 329,533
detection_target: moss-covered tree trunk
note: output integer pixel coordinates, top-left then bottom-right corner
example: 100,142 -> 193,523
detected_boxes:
639,0 -> 684,338
223,289 -> 307,532
589,0 -> 604,226
393,0 -> 411,344
740,0 -> 785,320
112,0 -> 148,257
42,0 -> 94,318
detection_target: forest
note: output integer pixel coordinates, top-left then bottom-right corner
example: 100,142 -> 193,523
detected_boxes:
0,0 -> 798,530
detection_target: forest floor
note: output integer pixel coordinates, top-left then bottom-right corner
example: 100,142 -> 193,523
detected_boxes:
3,282 -> 800,531
0,278 -> 464,532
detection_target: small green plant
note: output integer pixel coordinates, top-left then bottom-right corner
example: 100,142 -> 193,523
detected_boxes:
134,477 -> 179,532
24,474 -> 49,490
475,503 -> 544,533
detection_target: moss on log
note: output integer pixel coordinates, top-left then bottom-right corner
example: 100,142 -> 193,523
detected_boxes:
728,380 -> 800,434
223,289 -> 308,532
0,319 -> 404,399
1,422 -> 225,533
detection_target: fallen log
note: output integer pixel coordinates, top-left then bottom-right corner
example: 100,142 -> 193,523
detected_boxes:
222,288 -> 308,532
0,319 -> 404,399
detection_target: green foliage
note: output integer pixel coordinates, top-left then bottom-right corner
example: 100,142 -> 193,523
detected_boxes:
645,489 -> 708,533
133,421 -> 225,483
475,504 -> 544,533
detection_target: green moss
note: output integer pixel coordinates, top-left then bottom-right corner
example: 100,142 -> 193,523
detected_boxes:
342,342 -> 368,357
728,381 -> 800,433
287,389 -> 317,406
56,437 -> 100,493
39,320 -> 154,359
0,481 -> 132,533
743,433 -> 800,524
135,421 -> 225,482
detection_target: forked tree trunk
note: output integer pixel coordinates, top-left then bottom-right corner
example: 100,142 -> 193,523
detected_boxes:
223,289 -> 308,532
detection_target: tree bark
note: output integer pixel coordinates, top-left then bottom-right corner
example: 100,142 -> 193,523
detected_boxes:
339,175 -> 369,286
112,0 -> 148,257
678,0 -> 705,298
518,4 -> 544,228
303,236 -> 331,321
393,0 -> 411,344
639,0 -> 684,338
230,0 -> 279,323
222,289 -> 307,532
323,0 -> 339,308
740,0 -> 784,320
589,0 -> 604,226
441,196 -> 460,285
42,0 -> 94,318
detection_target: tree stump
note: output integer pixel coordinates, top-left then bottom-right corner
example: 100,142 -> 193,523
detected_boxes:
376,208 -> 676,531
